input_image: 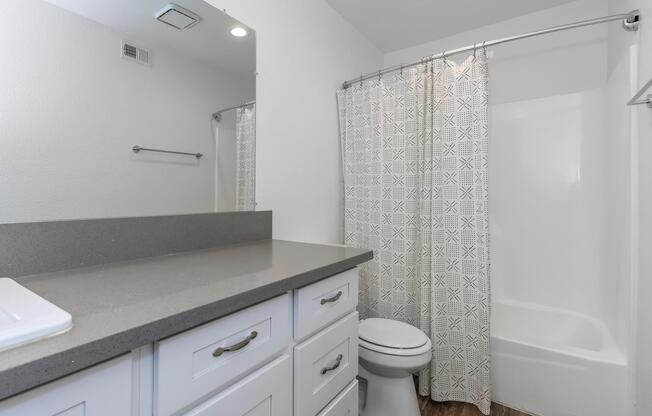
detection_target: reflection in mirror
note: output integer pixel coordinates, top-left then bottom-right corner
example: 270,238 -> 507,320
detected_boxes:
0,0 -> 256,223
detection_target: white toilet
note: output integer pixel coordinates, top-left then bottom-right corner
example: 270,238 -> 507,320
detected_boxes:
358,318 -> 432,416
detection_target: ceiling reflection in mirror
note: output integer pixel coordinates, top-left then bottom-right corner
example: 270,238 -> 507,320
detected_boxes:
0,0 -> 256,223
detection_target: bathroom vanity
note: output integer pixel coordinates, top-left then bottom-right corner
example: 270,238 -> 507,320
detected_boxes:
0,225 -> 371,416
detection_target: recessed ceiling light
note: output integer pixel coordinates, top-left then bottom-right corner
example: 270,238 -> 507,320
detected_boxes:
230,27 -> 247,37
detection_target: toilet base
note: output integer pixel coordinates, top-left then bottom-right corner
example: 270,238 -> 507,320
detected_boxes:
358,365 -> 421,416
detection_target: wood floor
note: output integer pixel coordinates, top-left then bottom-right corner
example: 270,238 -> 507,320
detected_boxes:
417,395 -> 530,416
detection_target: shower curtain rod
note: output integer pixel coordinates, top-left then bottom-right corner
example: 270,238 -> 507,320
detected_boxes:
342,10 -> 640,89
212,100 -> 256,121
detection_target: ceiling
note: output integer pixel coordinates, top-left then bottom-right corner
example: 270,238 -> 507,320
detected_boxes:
42,0 -> 255,74
326,0 -> 577,52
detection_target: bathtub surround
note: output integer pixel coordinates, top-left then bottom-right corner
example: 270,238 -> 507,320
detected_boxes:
490,300 -> 626,415
377,1 -> 633,414
606,0 -> 652,414
381,1 -> 623,336
338,55 -> 491,414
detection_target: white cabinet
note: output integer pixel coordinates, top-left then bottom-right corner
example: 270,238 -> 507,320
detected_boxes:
0,267 -> 362,416
317,381 -> 358,416
155,294 -> 291,416
294,312 -> 358,416
294,268 -> 358,341
0,354 -> 134,416
182,355 -> 292,416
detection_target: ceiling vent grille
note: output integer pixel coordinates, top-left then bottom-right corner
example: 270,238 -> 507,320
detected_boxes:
155,4 -> 201,30
122,42 -> 151,66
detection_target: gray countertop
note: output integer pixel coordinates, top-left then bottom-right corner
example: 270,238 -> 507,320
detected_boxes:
0,239 -> 372,401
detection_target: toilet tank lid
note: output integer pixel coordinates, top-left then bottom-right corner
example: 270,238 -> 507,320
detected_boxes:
359,318 -> 429,349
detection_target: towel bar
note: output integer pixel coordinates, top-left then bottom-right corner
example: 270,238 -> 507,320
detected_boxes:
132,145 -> 203,159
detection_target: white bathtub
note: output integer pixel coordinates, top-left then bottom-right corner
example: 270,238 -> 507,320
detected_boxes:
491,300 -> 627,416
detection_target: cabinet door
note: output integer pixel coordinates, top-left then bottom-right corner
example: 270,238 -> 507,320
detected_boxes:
0,354 -> 133,416
294,268 -> 358,341
183,354 -> 292,416
294,312 -> 358,416
156,294 -> 291,416
317,381 -> 358,416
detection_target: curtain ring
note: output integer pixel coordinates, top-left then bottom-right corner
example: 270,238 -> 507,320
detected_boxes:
400,64 -> 404,76
472,43 -> 477,59
359,75 -> 363,86
442,50 -> 448,64
482,41 -> 488,57
377,70 -> 382,81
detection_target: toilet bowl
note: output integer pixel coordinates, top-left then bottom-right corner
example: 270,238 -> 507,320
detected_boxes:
358,318 -> 432,416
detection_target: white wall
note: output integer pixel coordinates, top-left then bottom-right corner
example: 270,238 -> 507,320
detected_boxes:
0,0 -> 253,223
205,0 -> 383,243
384,0 -> 608,105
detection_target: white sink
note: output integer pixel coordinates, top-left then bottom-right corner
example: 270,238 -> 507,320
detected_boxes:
0,278 -> 72,351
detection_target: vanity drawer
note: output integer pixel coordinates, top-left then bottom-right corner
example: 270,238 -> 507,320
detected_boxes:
294,268 -> 358,340
0,354 -> 133,416
294,312 -> 359,416
317,380 -> 359,416
155,294 -> 291,416
182,354 -> 292,416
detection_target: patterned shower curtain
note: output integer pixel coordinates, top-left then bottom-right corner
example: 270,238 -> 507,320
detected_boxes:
337,54 -> 490,414
235,106 -> 256,211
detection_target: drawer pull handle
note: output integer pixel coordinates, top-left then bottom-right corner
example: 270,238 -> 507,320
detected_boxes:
212,331 -> 258,357
321,291 -> 343,305
320,354 -> 343,375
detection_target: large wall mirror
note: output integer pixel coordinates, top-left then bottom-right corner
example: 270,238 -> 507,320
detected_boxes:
0,0 -> 256,223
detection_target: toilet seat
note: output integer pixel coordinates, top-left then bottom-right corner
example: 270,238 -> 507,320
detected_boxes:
358,318 -> 432,356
